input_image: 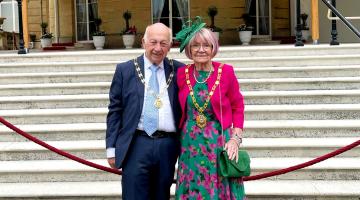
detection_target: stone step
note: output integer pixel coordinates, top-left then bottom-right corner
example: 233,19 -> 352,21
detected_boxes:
245,104 -> 360,120
1,77 -> 360,96
1,65 -> 359,84
239,77 -> 360,91
2,44 -> 360,64
0,94 -> 109,110
0,61 -> 117,74
0,71 -> 115,84
244,89 -> 360,105
0,157 -> 359,183
2,104 -> 360,125
1,120 -> 359,142
1,54 -> 360,74
235,65 -> 360,78
0,137 -> 358,161
1,89 -> 360,110
0,180 -> 359,199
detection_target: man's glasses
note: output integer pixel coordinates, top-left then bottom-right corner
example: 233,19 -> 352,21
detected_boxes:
190,43 -> 212,51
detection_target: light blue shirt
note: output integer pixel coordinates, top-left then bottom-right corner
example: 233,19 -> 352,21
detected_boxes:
107,55 -> 176,158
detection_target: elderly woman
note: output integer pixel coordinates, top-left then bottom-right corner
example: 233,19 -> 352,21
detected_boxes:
175,17 -> 246,199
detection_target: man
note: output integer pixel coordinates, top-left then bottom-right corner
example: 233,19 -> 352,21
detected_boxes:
106,23 -> 184,200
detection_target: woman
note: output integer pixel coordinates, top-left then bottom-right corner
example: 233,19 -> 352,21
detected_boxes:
175,17 -> 246,199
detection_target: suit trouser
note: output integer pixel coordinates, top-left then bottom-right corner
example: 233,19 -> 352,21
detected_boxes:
121,132 -> 180,200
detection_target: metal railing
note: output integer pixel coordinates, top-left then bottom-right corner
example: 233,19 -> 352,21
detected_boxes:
295,0 -> 360,46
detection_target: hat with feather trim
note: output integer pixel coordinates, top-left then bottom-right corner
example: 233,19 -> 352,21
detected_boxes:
175,16 -> 206,52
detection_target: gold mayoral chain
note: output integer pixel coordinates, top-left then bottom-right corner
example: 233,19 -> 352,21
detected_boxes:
185,63 -> 224,128
133,58 -> 174,109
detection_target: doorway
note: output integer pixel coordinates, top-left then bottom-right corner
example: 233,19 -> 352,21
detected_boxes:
246,0 -> 272,38
152,0 -> 189,37
75,0 -> 98,41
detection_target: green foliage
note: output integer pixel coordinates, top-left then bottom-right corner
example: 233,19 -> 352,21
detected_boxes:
121,10 -> 136,35
237,24 -> 253,31
207,5 -> 222,33
238,13 -> 254,31
207,5 -> 218,18
41,32 -> 53,39
93,17 -> 106,36
29,33 -> 36,42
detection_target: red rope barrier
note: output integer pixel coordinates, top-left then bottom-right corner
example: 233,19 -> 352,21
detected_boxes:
1,116 -> 359,181
243,139 -> 360,181
0,116 -> 121,175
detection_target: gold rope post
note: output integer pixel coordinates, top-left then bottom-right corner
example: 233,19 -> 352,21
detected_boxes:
22,0 -> 29,49
311,0 -> 319,44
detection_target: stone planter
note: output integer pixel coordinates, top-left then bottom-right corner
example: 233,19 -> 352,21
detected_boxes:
40,38 -> 52,48
122,34 -> 135,48
301,30 -> 311,42
239,31 -> 252,45
93,36 -> 105,50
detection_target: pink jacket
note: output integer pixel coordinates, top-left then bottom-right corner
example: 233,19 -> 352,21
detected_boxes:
177,61 -> 244,130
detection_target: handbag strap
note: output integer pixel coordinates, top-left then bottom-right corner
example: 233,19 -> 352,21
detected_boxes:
218,64 -> 225,149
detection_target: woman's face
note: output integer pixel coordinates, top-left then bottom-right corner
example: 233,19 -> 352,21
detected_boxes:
190,37 -> 213,64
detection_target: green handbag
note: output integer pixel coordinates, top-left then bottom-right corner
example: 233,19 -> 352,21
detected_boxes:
218,149 -> 251,178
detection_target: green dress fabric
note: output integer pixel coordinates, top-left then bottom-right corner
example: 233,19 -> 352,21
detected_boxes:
175,71 -> 245,200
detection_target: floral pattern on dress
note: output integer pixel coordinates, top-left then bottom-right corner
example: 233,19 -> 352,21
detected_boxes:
176,71 -> 245,200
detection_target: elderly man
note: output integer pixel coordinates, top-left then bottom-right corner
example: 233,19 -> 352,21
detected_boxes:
106,23 -> 184,200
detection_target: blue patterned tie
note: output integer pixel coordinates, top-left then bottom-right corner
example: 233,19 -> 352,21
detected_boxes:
143,65 -> 159,136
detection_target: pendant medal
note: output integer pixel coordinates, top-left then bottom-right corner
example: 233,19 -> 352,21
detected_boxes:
154,97 -> 163,109
196,113 -> 207,128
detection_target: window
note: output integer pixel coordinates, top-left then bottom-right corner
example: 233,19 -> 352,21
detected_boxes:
0,0 -> 18,32
75,0 -> 98,41
247,0 -> 271,37
152,0 -> 189,37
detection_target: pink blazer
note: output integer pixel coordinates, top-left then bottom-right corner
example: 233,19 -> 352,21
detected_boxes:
177,61 -> 244,130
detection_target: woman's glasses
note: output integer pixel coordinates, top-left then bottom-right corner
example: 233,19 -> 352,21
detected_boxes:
191,43 -> 212,51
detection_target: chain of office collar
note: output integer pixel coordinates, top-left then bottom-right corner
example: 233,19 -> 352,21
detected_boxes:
185,63 -> 223,113
133,58 -> 174,98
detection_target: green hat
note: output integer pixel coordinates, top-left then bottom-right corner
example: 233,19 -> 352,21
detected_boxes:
175,16 -> 206,52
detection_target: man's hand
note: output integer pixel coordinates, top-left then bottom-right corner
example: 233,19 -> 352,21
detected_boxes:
107,157 -> 117,169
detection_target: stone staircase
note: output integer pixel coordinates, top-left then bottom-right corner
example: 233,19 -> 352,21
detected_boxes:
0,44 -> 360,199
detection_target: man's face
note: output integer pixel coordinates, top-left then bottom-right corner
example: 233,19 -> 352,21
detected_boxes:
142,25 -> 171,65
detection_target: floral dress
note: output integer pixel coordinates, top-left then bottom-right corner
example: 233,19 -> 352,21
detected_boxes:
175,71 -> 245,200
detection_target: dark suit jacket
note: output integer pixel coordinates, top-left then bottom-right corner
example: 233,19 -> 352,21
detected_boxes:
106,55 -> 183,168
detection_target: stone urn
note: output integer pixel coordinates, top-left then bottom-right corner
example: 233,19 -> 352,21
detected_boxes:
93,35 -> 105,50
239,31 -> 252,45
122,34 -> 135,48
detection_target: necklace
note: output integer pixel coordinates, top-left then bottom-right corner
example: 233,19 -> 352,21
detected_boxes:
185,63 -> 224,128
133,58 -> 174,109
193,66 -> 213,84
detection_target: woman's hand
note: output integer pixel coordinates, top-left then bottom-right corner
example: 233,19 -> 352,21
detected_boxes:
224,139 -> 239,162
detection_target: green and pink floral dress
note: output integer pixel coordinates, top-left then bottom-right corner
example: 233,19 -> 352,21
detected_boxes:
175,71 -> 245,200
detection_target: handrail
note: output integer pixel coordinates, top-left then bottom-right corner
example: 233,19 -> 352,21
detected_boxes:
321,0 -> 360,39
327,9 -> 360,20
